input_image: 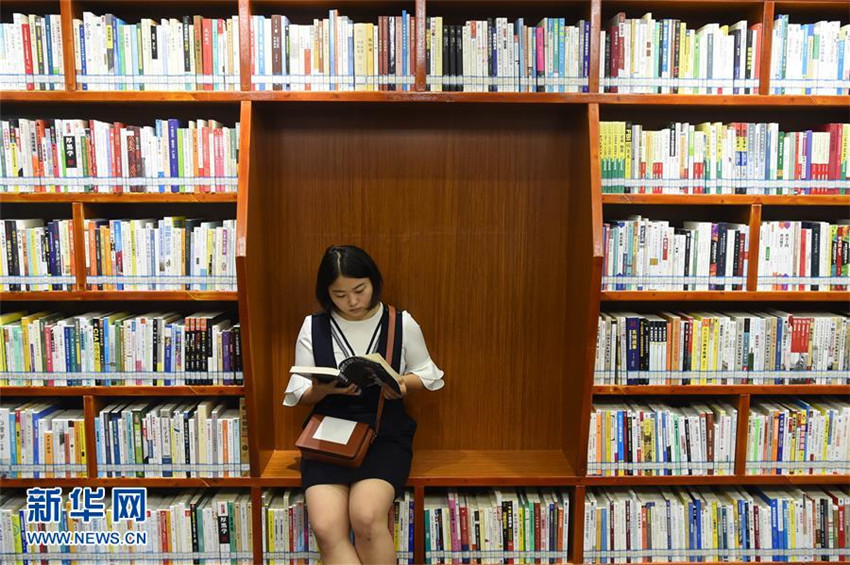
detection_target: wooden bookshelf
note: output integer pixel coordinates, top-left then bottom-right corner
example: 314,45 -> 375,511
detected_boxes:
593,385 -> 850,396
0,386 -> 245,397
602,194 -> 850,205
0,193 -> 238,203
0,291 -> 239,301
601,290 -> 850,301
1,0 -> 848,563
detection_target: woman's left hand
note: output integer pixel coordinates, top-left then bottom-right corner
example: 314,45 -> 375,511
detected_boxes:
382,378 -> 407,400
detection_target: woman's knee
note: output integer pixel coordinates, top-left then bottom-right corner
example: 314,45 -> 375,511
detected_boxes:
350,505 -> 389,541
310,512 -> 350,547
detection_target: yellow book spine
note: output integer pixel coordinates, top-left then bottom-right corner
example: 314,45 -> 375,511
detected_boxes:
44,429 -> 53,479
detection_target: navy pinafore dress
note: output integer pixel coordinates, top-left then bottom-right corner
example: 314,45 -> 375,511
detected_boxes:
300,305 -> 417,497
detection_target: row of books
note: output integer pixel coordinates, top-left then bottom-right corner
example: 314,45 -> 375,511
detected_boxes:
262,489 -> 414,564
599,121 -> 850,195
771,17 -> 850,95
83,218 -> 238,291
588,402 -> 737,477
584,486 -> 850,563
95,399 -> 248,478
594,311 -> 850,386
746,397 -> 850,476
0,489 -> 253,562
0,403 -> 86,479
74,13 -> 241,91
0,311 -> 243,387
251,12 -> 416,91
424,18 -> 590,93
0,14 -> 65,91
757,221 -> 850,291
601,15 -> 762,94
0,219 -> 75,292
424,488 -> 571,564
601,218 -> 750,291
1,118 -> 240,194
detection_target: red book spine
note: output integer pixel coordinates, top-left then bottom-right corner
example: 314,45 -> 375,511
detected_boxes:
111,123 -> 124,193
20,18 -> 34,90
201,126 -> 211,193
202,18 -> 213,91
214,128 -> 224,192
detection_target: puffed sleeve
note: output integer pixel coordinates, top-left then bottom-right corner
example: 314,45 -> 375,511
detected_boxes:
282,316 -> 315,406
401,312 -> 445,391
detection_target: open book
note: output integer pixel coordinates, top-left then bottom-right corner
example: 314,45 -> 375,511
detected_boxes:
290,353 -> 402,395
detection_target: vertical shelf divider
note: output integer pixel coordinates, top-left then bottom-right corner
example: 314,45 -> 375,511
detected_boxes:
747,204 -> 763,291
735,394 -> 752,477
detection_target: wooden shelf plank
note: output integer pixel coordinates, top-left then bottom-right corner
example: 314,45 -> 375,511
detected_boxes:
0,477 -> 254,488
583,474 -> 850,486
0,193 -> 237,203
601,194 -> 850,206
2,91 -> 848,107
0,291 -> 239,301
260,450 -> 579,487
601,291 -> 850,302
409,450 -> 579,486
0,91 -> 245,103
593,385 -> 850,396
0,386 -> 245,397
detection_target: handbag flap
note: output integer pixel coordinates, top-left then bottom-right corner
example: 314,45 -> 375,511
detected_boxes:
296,414 -> 373,460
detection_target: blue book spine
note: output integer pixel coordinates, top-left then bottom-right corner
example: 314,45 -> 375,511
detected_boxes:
626,316 -> 640,384
616,410 -> 624,471
44,16 -> 54,89
660,20 -> 669,91
94,416 -> 102,475
694,495 -> 703,562
167,118 -> 179,192
9,411 -> 17,477
803,24 -> 812,94
112,220 -> 123,290
402,11 -> 408,91
776,411 -> 785,474
113,18 -> 124,90
838,34 -> 845,95
257,16 -> 265,91
348,18 -> 355,90
329,11 -> 336,91
805,130 -> 813,185
110,411 -> 121,476
583,20 -> 590,92
79,23 -> 88,91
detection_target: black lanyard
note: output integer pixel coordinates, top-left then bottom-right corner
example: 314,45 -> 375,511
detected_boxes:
329,308 -> 382,362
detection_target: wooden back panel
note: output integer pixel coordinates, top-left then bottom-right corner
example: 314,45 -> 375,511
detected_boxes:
247,102 -> 587,450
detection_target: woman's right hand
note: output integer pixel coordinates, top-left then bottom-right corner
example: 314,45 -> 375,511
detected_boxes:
312,381 -> 360,398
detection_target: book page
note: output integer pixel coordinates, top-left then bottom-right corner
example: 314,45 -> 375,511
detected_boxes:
312,416 -> 357,445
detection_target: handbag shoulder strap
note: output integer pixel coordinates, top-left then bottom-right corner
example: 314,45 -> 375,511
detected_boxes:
374,304 -> 398,433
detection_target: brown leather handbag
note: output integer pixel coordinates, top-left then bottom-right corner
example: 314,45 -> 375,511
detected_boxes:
295,306 -> 396,467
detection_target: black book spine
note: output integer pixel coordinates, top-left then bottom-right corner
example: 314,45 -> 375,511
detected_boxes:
95,225 -> 104,290
151,316 -> 159,383
717,224 -> 728,290
457,25 -> 464,91
442,24 -> 450,92
682,319 -> 692,385
639,317 -> 649,384
488,19 -> 496,92
388,17 -> 396,91
731,229 -> 741,291
190,498 -> 200,565
233,324 -> 242,379
448,24 -> 456,92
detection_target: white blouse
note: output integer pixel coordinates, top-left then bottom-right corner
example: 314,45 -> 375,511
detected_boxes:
283,304 -> 445,406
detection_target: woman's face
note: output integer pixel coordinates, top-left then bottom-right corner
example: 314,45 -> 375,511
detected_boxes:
329,276 -> 375,321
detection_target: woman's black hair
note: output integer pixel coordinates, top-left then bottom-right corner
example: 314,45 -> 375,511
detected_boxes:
315,245 -> 383,313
